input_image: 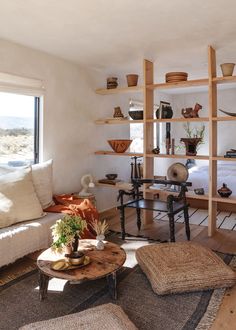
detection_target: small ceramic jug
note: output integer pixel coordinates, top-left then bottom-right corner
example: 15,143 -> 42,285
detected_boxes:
96,235 -> 105,250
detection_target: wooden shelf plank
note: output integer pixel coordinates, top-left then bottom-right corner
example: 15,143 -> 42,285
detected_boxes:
95,119 -> 144,125
146,117 -> 209,123
212,156 -> 236,161
95,151 -> 143,157
212,116 -> 236,121
145,188 -> 209,200
95,86 -> 143,95
212,196 -> 236,204
146,153 -> 209,160
213,76 -> 236,84
147,78 -> 209,90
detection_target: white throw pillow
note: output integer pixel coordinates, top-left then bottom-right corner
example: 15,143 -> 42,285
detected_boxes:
0,159 -> 54,209
31,160 -> 54,209
0,167 -> 45,228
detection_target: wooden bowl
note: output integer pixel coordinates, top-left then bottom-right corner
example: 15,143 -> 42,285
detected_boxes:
108,139 -> 132,153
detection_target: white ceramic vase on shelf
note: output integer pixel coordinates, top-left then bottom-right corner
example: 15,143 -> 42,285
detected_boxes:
96,235 -> 105,250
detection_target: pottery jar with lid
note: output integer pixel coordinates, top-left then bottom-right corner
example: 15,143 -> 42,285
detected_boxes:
218,183 -> 232,198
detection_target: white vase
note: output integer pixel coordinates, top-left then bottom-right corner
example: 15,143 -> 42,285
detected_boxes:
96,235 -> 105,250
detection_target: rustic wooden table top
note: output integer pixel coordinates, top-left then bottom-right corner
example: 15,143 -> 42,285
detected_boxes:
37,239 -> 126,282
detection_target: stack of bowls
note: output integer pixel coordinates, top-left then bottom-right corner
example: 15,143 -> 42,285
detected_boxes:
165,72 -> 188,83
107,77 -> 118,89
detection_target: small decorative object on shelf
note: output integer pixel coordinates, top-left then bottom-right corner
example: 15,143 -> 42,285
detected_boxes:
91,219 -> 109,250
78,174 -> 95,197
105,173 -> 118,180
51,215 -> 87,255
218,183 -> 232,198
220,63 -> 235,77
167,163 -> 189,182
126,74 -> 139,87
180,137 -> 202,156
224,149 -> 236,158
128,110 -> 143,120
182,103 -> 202,118
130,156 -> 143,179
156,101 -> 173,119
152,147 -> 160,154
219,109 -> 236,117
165,122 -> 171,154
107,77 -> 118,89
113,106 -> 124,118
107,139 -> 132,153
194,188 -> 205,195
171,138 -> 175,155
165,72 -> 188,83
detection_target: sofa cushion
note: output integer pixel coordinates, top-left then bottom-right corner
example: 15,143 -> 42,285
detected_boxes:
0,167 -> 44,228
0,159 -> 54,209
19,303 -> 137,330
0,212 -> 63,268
136,242 -> 236,295
31,160 -> 54,209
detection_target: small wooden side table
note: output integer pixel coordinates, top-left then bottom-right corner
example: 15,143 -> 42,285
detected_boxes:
37,239 -> 126,300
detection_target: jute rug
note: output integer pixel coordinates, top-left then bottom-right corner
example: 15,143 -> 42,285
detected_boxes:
0,235 -> 234,330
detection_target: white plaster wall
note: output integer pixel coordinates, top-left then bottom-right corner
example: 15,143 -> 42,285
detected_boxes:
0,39 -> 132,211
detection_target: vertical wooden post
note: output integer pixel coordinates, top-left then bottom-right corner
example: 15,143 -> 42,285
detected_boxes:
208,45 -> 217,236
143,59 -> 154,225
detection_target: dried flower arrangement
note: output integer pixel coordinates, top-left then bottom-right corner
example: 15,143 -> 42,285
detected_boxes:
91,219 -> 109,236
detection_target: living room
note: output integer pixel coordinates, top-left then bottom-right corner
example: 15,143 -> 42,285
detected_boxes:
0,1 -> 236,329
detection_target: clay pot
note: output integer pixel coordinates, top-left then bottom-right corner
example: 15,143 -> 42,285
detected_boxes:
126,74 -> 139,87
220,63 -> 235,77
218,183 -> 232,198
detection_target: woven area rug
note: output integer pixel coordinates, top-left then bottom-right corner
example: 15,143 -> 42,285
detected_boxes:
0,235 -> 234,330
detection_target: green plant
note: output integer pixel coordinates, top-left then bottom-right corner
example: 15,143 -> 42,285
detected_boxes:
51,214 -> 87,250
183,122 -> 205,143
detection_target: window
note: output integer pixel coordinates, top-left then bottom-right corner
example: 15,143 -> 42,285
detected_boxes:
0,92 -> 40,166
129,99 -> 160,153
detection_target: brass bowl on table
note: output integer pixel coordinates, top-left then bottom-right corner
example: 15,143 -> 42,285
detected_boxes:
65,251 -> 85,265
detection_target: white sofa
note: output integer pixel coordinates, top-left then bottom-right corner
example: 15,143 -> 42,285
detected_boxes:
0,160 -> 63,268
0,212 -> 63,268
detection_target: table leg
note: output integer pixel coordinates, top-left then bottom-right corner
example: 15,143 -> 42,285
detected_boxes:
106,272 -> 117,300
39,271 -> 49,301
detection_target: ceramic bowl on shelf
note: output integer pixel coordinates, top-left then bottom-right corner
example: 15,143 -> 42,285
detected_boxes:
128,110 -> 143,120
105,174 -> 118,180
107,139 -> 132,153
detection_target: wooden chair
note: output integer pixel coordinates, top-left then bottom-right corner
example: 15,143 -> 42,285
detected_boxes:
117,179 -> 192,242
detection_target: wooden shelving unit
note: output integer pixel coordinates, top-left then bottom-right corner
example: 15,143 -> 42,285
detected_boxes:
94,45 -> 236,236
94,151 -> 143,157
95,86 -> 143,95
95,119 -> 143,125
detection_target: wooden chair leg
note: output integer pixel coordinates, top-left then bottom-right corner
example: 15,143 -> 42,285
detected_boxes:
168,214 -> 175,242
184,207 -> 191,240
119,207 -> 126,240
136,208 -> 141,231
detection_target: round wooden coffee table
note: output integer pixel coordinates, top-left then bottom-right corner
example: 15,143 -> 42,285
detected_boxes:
37,239 -> 126,300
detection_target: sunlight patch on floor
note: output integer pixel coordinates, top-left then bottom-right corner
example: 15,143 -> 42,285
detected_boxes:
35,278 -> 67,292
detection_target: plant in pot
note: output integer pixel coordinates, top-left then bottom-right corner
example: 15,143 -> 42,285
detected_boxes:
91,219 -> 109,250
51,214 -> 87,254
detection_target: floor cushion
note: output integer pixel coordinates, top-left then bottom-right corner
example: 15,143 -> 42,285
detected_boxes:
136,242 -> 236,295
19,303 -> 137,330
